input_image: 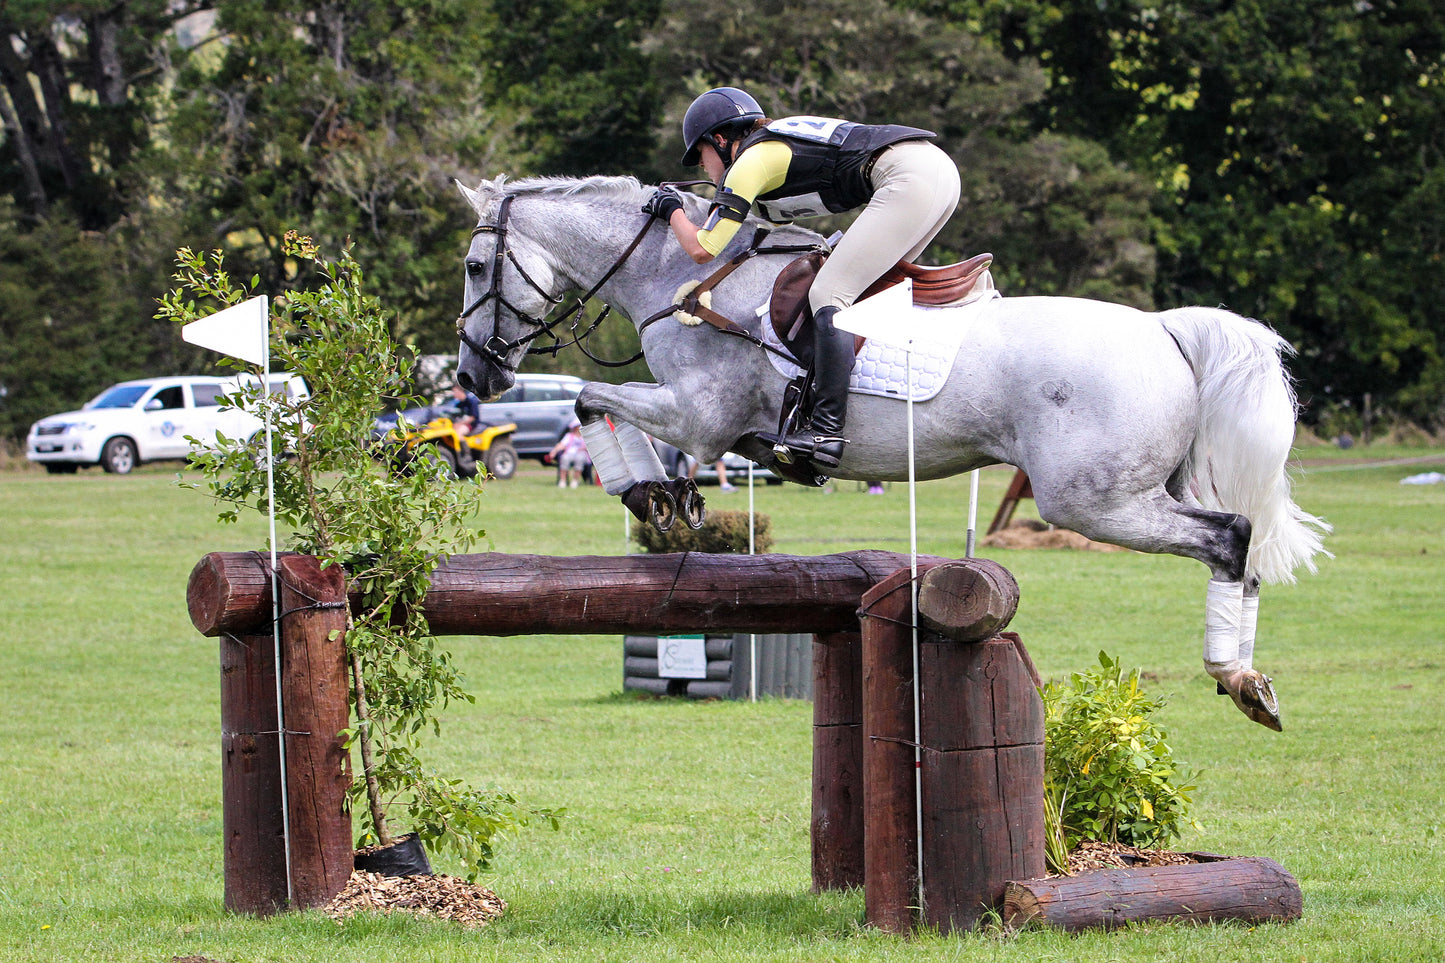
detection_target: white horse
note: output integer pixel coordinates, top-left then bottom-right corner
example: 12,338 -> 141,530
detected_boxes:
453,174 -> 1329,730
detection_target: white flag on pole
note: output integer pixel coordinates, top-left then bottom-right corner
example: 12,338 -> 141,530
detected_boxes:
181,295 -> 269,365
831,279 -> 912,346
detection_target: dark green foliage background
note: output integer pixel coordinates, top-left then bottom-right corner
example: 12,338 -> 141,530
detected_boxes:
3,0 -> 1442,440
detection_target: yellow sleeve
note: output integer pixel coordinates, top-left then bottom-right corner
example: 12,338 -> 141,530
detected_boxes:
696,140 -> 793,257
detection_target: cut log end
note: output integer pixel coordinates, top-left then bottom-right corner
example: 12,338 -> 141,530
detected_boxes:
916,558 -> 1020,642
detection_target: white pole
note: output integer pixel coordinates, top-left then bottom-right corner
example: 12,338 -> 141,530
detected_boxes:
260,301 -> 294,906
966,469 -> 980,558
905,344 -> 924,910
748,462 -> 757,703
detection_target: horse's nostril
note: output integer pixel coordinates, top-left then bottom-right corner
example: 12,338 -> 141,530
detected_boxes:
456,371 -> 474,392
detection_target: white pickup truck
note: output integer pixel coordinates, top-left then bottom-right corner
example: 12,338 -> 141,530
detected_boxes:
26,373 -> 308,474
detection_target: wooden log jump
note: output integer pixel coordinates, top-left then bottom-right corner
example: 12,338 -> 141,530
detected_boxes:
191,548 -> 1296,934
190,549 -> 1021,916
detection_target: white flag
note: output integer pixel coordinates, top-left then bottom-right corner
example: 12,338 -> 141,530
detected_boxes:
831,280 -> 913,347
182,295 -> 269,365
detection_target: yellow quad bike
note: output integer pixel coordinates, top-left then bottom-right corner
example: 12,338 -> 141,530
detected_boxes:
392,416 -> 519,481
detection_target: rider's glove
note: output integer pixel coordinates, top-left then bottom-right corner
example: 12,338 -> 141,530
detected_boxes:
642,186 -> 685,222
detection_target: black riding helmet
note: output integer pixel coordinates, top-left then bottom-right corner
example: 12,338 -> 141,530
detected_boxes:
681,87 -> 764,166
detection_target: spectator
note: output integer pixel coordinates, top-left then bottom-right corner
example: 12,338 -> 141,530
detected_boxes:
548,420 -> 592,488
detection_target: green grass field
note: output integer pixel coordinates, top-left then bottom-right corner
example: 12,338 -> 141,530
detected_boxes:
1,449 -> 1442,962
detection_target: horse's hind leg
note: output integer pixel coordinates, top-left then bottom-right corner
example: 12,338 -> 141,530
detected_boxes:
1033,483 -> 1282,730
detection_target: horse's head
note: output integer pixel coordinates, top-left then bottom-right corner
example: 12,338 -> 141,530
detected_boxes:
453,176 -> 568,399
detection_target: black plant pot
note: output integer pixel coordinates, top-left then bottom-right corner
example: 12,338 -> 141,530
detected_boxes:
354,832 -> 433,877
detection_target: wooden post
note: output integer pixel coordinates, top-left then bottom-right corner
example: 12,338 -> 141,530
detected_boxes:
919,633 -> 1045,932
987,469 -> 1033,535
811,629 -> 864,891
220,631 -> 287,915
859,566 -> 935,933
860,562 -> 1033,934
274,554 -> 353,909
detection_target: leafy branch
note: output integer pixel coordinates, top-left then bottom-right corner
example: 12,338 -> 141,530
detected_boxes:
158,234 -> 557,877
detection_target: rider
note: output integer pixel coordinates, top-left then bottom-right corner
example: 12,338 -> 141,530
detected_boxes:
642,86 -> 961,471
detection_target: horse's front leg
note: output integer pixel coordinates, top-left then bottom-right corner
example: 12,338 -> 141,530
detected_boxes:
576,382 -> 705,532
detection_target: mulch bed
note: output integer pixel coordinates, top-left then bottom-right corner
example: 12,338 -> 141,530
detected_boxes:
324,871 -> 507,928
1064,840 -> 1199,875
982,519 -> 1127,552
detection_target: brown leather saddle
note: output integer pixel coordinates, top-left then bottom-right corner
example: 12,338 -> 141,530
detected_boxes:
770,251 -> 994,354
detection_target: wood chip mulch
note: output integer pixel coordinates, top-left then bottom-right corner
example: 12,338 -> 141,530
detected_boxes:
1065,840 -> 1199,874
324,871 -> 507,928
982,519 -> 1127,552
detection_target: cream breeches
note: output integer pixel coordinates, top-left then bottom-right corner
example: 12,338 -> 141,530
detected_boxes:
809,140 -> 961,314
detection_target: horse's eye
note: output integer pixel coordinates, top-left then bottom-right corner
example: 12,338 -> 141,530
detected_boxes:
466,261 -> 484,278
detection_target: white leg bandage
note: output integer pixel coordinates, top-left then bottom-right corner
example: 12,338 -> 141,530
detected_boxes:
613,422 -> 668,482
1203,578 -> 1244,682
1238,594 -> 1259,670
580,420 -> 636,495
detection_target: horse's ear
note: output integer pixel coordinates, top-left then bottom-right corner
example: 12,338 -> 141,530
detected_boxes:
454,179 -> 485,215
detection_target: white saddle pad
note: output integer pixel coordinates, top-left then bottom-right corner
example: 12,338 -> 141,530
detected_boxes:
756,289 -> 1001,403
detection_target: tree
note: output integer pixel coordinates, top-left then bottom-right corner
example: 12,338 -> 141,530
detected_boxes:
933,0 -> 1445,425
479,0 -> 664,176
144,1 -> 526,352
0,1 -> 199,228
643,0 -> 1159,307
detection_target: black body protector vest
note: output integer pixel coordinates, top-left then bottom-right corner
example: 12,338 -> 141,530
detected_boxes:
737,116 -> 936,223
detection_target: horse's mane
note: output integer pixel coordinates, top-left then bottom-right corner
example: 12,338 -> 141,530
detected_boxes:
479,174 -> 648,205
470,173 -> 823,246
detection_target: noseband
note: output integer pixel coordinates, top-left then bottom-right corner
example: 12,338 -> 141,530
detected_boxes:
455,192 -> 659,374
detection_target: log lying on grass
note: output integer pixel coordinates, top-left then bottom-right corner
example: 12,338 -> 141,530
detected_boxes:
1002,854 -> 1303,931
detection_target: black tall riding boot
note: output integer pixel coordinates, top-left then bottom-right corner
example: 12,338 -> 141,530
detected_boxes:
770,306 -> 853,469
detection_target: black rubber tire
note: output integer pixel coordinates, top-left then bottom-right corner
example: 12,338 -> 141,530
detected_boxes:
483,442 -> 518,480
100,437 -> 138,474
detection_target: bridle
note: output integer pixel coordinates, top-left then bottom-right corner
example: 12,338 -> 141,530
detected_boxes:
455,183 -> 827,376
455,192 -> 659,373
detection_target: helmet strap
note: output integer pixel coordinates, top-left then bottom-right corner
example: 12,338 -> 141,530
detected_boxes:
708,133 -> 736,170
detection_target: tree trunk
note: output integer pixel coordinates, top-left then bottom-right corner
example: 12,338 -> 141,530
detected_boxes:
0,86 -> 46,216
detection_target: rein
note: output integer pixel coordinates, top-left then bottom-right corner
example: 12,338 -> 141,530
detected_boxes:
638,228 -> 825,364
456,193 -> 658,372
456,185 -> 826,374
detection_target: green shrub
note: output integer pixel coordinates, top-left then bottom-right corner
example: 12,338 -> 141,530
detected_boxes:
1042,651 -> 1199,870
632,509 -> 774,554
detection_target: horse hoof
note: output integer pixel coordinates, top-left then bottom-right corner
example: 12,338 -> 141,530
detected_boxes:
1223,669 -> 1283,732
679,480 -> 706,530
685,494 -> 705,530
648,484 -> 677,533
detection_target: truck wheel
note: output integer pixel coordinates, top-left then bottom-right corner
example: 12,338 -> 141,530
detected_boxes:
483,442 -> 518,480
100,437 -> 138,474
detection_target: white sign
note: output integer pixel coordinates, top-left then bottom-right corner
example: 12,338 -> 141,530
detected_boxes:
657,635 -> 708,679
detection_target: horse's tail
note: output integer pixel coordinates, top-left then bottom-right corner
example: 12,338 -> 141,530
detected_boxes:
1159,307 -> 1331,584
